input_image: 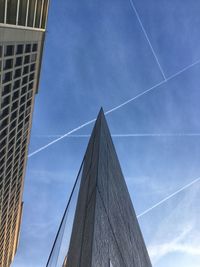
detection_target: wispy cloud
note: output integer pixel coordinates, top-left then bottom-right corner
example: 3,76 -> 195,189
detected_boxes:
29,170 -> 69,184
148,183 -> 200,264
149,225 -> 199,262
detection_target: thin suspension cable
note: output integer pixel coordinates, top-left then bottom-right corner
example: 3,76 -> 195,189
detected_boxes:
129,0 -> 166,80
28,59 -> 200,158
46,159 -> 84,267
137,176 -> 200,219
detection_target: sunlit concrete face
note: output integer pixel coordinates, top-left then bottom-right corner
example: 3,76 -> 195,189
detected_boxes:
0,1 -> 49,266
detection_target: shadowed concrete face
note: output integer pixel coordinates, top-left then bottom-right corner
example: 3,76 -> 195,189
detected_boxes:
66,109 -> 152,267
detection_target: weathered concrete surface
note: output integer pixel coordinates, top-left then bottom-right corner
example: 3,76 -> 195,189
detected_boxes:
66,109 -> 152,267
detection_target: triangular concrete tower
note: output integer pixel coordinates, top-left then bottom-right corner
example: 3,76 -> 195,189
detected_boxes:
65,109 -> 152,267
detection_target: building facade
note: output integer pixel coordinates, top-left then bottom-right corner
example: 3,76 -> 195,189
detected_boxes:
0,1 -> 49,266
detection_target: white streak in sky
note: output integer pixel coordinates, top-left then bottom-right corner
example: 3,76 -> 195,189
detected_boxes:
129,0 -> 166,80
137,177 -> 200,218
28,59 -> 200,158
34,133 -> 200,138
28,119 -> 96,158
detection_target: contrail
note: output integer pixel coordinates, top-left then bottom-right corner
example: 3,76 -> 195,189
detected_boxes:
34,133 -> 200,138
28,119 -> 96,158
105,58 -> 200,115
137,177 -> 200,219
28,59 -> 200,158
129,0 -> 166,80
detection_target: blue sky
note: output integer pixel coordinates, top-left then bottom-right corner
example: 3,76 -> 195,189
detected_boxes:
12,0 -> 200,266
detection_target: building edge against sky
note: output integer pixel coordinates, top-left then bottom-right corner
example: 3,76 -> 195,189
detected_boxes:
0,1 -> 50,266
46,109 -> 152,267
65,109 -> 152,266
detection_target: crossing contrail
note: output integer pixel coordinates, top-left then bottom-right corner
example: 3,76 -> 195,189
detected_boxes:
28,58 -> 200,158
129,0 -> 166,80
137,177 -> 200,219
34,133 -> 200,138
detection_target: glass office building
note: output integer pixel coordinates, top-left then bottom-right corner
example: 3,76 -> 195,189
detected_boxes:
0,1 -> 49,266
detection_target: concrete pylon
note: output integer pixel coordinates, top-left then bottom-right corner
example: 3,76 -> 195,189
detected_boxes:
66,108 -> 152,267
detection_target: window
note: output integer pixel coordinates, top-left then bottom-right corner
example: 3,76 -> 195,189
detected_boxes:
27,0 -> 36,27
21,86 -> 27,95
2,96 -> 10,108
23,65 -> 29,75
15,57 -> 23,67
7,0 -> 18,24
20,96 -> 26,105
35,1 -> 42,28
30,63 -> 36,72
42,0 -> 48,29
25,44 -> 31,53
13,80 -> 21,90
29,82 -> 34,90
15,68 -> 22,78
31,53 -> 37,62
5,45 -> 14,57
29,73 -> 35,81
0,46 -> 2,57
22,76 -> 28,85
2,84 -> 11,96
18,0 -> 27,26
3,72 -> 12,83
27,91 -> 33,99
0,1 -> 5,23
4,59 -> 13,70
32,43 -> 38,52
16,45 -> 24,54
12,91 -> 19,101
24,55 -> 30,64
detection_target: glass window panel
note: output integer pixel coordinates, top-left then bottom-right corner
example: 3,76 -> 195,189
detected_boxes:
32,43 -> 38,52
27,0 -> 36,27
29,82 -> 33,90
5,45 -> 14,56
0,0 -> 5,23
29,73 -> 34,81
24,55 -> 30,64
3,72 -> 12,83
3,84 -> 12,95
15,57 -> 23,67
25,44 -> 31,53
16,44 -> 24,55
30,63 -> 35,71
21,85 -> 27,95
0,45 -> 2,57
35,0 -> 42,28
31,53 -> 37,62
7,0 -> 18,25
14,79 -> 21,89
41,0 -> 48,29
22,76 -> 28,85
18,0 -> 27,26
23,65 -> 29,74
4,59 -> 13,70
15,68 -> 22,78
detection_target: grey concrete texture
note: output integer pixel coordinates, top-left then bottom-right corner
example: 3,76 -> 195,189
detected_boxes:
66,109 -> 152,267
